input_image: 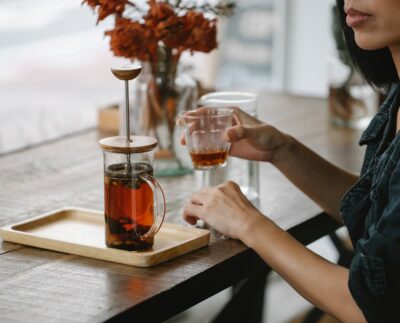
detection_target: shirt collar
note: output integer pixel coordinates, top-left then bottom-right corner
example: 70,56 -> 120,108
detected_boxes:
359,83 -> 400,145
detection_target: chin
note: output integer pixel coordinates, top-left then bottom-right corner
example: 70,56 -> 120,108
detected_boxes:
354,33 -> 387,50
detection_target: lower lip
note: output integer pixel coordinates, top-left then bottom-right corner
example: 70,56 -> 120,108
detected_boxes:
346,14 -> 370,28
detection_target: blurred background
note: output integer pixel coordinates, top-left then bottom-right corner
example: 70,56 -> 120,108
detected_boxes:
0,0 -> 335,155
0,1 -> 345,322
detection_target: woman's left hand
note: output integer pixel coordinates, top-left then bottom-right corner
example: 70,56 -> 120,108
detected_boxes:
182,181 -> 267,241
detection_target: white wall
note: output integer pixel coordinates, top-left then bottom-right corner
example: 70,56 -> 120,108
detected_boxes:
284,0 -> 333,97
182,0 -> 335,98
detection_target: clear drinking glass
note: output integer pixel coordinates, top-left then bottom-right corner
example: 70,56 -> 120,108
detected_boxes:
198,92 -> 260,203
179,108 -> 233,234
180,108 -> 233,172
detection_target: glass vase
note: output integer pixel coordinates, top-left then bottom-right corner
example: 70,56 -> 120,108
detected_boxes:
121,62 -> 198,176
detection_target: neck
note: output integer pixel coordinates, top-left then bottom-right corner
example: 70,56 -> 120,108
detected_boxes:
390,44 -> 400,80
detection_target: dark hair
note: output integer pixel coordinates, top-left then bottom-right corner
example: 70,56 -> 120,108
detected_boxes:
335,0 -> 399,89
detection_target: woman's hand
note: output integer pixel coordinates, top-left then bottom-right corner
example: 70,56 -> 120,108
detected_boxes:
226,107 -> 291,162
177,107 -> 291,163
182,181 -> 268,241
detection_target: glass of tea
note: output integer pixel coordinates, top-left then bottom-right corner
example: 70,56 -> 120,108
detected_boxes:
180,108 -> 233,170
99,136 -> 166,251
198,92 -> 260,204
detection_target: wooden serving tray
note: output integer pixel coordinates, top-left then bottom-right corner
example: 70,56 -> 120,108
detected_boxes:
0,208 -> 210,267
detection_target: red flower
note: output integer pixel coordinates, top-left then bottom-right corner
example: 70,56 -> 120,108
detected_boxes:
144,2 -> 217,54
105,18 -> 158,61
146,2 -> 175,24
85,0 -> 221,61
83,0 -> 127,23
182,11 -> 217,53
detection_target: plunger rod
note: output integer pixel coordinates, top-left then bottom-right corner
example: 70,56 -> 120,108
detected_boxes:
111,64 -> 142,143
124,80 -> 131,142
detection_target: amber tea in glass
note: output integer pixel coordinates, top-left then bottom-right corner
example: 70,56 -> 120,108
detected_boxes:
189,150 -> 228,168
180,108 -> 233,170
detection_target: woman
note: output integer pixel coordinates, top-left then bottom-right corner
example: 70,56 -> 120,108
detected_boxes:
180,0 -> 400,322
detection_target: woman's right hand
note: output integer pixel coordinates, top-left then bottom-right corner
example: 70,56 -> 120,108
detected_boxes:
177,106 -> 291,163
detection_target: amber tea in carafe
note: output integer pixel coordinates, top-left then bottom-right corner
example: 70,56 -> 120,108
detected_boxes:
104,162 -> 155,250
100,136 -> 165,251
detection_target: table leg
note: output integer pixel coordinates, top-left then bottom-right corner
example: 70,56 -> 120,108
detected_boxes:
211,267 -> 271,323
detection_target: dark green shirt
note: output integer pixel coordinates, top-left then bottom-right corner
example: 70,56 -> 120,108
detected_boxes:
340,83 -> 400,322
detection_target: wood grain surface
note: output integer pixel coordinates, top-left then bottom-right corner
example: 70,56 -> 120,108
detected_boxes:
0,93 -> 365,322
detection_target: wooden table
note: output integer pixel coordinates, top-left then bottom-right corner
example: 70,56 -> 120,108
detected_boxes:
0,94 -> 365,322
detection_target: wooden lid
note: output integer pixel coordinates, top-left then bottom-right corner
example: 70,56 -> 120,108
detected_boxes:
111,65 -> 142,81
99,136 -> 158,153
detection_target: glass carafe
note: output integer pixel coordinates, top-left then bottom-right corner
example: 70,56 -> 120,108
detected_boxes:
99,136 -> 166,251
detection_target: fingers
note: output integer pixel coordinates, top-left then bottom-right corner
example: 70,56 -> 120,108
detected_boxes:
182,203 -> 204,225
183,187 -> 215,225
232,112 -> 242,127
190,106 -> 211,115
225,125 -> 249,142
183,214 -> 199,225
177,106 -> 236,126
180,107 -> 212,120
177,106 -> 258,127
